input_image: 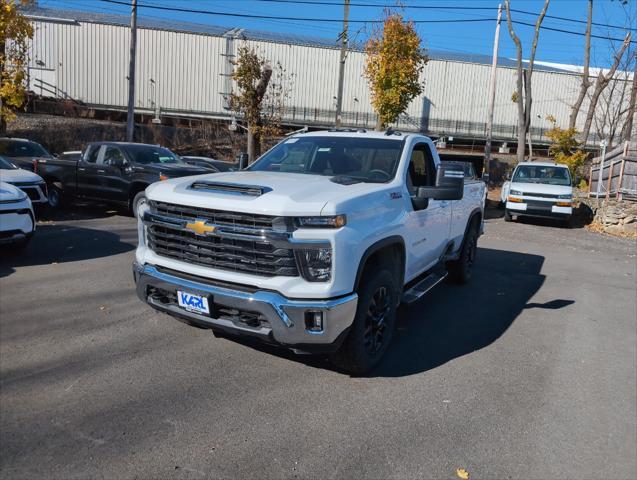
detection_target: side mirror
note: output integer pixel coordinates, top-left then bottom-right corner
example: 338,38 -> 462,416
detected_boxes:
112,158 -> 127,168
417,162 -> 464,201
237,153 -> 249,170
412,196 -> 429,210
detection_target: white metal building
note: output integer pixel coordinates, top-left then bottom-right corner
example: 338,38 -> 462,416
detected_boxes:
25,6 -> 633,145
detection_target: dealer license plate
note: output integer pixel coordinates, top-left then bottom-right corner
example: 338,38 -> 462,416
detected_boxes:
177,291 -> 210,315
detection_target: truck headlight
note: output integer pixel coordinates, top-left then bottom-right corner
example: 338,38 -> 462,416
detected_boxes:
509,189 -> 523,196
558,194 -> 572,199
295,248 -> 332,282
296,215 -> 346,228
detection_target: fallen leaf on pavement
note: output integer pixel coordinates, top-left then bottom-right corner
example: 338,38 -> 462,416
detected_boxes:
456,468 -> 469,479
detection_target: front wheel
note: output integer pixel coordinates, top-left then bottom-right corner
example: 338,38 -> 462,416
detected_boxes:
47,185 -> 64,209
504,210 -> 513,222
131,191 -> 147,218
330,269 -> 398,375
447,219 -> 479,284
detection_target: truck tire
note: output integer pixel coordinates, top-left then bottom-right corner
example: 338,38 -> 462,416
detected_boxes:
330,269 -> 398,375
47,185 -> 64,209
561,216 -> 572,228
447,219 -> 479,284
504,210 -> 513,222
131,191 -> 147,219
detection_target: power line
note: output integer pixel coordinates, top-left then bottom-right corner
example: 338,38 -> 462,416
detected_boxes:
510,8 -> 636,32
99,0 -> 494,23
255,0 -> 493,11
511,19 -> 635,45
253,0 -> 636,31
97,0 -> 637,43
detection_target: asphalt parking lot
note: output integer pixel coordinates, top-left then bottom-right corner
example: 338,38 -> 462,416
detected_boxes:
1,207 -> 636,479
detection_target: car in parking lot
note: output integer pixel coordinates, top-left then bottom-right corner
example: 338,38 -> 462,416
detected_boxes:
501,161 -> 574,226
0,181 -> 35,249
0,137 -> 54,171
0,156 -> 48,207
35,142 -> 209,214
180,156 -> 238,172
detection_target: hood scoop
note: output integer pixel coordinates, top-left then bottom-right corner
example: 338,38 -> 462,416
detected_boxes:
330,175 -> 362,185
189,181 -> 272,197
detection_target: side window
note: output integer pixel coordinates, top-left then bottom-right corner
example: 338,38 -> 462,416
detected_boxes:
102,147 -> 126,166
407,143 -> 436,193
84,145 -> 101,163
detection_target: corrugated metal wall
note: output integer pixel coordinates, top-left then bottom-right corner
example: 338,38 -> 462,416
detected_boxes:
29,18 -> 627,144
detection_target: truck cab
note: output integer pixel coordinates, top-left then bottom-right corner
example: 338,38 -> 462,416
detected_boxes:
37,142 -> 208,214
133,131 -> 486,373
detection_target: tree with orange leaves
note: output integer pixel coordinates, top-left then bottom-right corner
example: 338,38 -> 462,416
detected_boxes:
364,11 -> 427,130
0,0 -> 33,133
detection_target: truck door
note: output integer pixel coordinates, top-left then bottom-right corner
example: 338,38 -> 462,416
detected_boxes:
100,146 -> 133,203
404,142 -> 452,279
76,145 -> 105,199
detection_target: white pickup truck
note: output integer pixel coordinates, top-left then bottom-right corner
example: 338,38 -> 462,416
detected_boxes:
133,131 -> 486,373
501,161 -> 574,226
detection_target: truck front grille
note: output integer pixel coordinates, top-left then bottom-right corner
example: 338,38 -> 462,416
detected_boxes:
146,201 -> 299,277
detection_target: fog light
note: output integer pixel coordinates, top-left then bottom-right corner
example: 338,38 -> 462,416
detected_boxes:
305,311 -> 324,333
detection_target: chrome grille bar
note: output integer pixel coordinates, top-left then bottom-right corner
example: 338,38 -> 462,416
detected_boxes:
145,201 -> 300,277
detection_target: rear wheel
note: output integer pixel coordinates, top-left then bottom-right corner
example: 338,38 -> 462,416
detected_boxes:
447,219 -> 479,284
330,269 -> 398,375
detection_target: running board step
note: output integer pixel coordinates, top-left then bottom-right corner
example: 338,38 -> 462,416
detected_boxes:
402,270 -> 448,305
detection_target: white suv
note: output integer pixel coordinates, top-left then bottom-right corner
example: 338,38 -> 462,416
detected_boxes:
501,162 -> 573,226
0,181 -> 35,249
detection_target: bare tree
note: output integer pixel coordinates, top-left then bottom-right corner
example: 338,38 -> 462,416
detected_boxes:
230,45 -> 273,163
581,33 -> 632,145
505,0 -> 550,163
569,0 -> 593,130
593,67 -> 631,149
621,59 -> 636,142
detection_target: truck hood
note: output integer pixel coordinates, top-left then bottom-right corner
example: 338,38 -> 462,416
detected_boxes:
146,171 -> 381,216
0,167 -> 44,184
510,182 -> 572,196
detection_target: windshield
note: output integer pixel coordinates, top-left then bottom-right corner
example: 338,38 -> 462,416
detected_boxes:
0,139 -> 52,158
125,145 -> 183,165
512,165 -> 571,186
0,156 -> 18,169
249,136 -> 404,183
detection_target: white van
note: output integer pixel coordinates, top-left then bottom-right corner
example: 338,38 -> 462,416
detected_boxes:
501,162 -> 573,226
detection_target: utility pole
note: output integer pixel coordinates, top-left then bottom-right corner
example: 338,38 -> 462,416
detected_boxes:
334,0 -> 350,127
126,0 -> 138,142
483,3 -> 502,184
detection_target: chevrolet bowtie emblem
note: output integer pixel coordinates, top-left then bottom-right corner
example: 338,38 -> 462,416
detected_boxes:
185,220 -> 215,236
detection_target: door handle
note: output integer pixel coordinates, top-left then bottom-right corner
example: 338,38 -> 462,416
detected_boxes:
78,167 -> 86,172
97,169 -> 105,173
440,201 -> 450,207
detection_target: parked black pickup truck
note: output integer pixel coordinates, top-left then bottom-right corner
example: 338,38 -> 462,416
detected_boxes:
36,142 -> 209,215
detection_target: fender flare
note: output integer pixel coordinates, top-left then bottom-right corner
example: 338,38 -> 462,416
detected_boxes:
462,208 -> 483,242
354,235 -> 406,291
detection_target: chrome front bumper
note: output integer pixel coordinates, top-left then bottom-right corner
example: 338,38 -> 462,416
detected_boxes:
133,262 -> 358,349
